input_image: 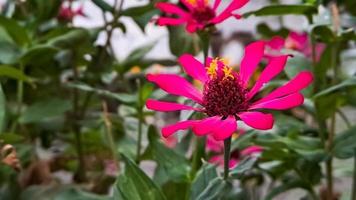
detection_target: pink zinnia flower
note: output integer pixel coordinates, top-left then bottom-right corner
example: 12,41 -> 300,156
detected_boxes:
58,4 -> 85,21
207,135 -> 262,168
146,41 -> 313,141
155,0 -> 249,33
266,31 -> 325,61
162,135 -> 178,148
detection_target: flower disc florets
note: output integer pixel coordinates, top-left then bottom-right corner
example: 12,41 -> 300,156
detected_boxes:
191,6 -> 216,24
203,58 -> 248,117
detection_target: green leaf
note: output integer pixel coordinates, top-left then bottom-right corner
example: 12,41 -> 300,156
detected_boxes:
196,178 -> 233,200
114,154 -> 167,200
284,53 -> 313,97
0,84 -> 5,132
256,23 -> 289,38
230,157 -> 258,179
314,45 -> 333,91
314,77 -> 356,119
92,0 -> 114,12
119,43 -> 155,73
333,126 -> 356,159
21,45 -> 59,67
0,42 -> 22,64
285,54 -> 313,79
244,5 -> 317,18
139,83 -> 154,107
65,82 -> 137,104
0,65 -> 33,83
48,29 -> 90,49
0,133 -> 25,143
0,16 -> 30,46
168,26 -> 198,57
161,181 -> 189,200
190,163 -> 218,200
146,126 -> 191,183
19,98 -> 72,124
29,0 -> 62,22
121,4 -> 159,32
314,77 -> 356,98
255,133 -> 325,162
265,179 -> 307,200
312,25 -> 336,43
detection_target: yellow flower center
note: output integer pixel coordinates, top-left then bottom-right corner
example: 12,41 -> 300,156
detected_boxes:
186,0 -> 209,6
222,66 -> 234,80
206,58 -> 218,78
206,57 -> 234,80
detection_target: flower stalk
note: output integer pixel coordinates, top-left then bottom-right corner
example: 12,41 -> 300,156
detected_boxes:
136,79 -> 143,164
72,63 -> 86,182
102,102 -> 120,172
223,137 -> 231,180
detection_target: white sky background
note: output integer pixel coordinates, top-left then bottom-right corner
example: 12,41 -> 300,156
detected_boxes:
73,0 -> 306,65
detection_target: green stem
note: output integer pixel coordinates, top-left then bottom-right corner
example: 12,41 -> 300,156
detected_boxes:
10,64 -> 25,133
223,137 -> 231,180
136,79 -> 143,164
136,113 -> 143,164
72,63 -> 86,182
325,38 -> 339,199
102,102 -> 119,172
199,31 -> 210,66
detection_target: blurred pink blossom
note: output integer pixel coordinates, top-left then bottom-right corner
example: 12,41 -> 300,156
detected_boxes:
266,31 -> 325,61
155,0 -> 249,33
58,3 -> 85,21
206,134 -> 263,169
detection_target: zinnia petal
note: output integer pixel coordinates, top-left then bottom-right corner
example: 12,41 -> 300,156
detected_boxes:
157,17 -> 186,26
162,120 -> 197,138
266,36 -> 285,50
192,116 -> 222,136
211,116 -> 237,141
192,116 -> 237,140
208,156 -> 238,169
239,41 -> 265,86
181,0 -> 195,11
179,54 -> 208,83
147,74 -> 203,104
254,71 -> 313,104
146,99 -> 200,112
156,2 -> 188,17
250,93 -> 304,110
206,135 -> 223,152
211,0 -> 249,24
286,31 -> 308,50
238,112 -> 274,130
213,0 -> 222,10
240,146 -> 263,156
186,21 -> 199,33
247,55 -> 289,99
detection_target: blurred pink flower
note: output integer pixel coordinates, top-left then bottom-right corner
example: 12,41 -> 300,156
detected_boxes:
155,0 -> 249,33
58,4 -> 85,21
162,135 -> 178,148
206,135 -> 262,168
104,160 -> 118,177
146,41 -> 313,141
266,31 -> 325,61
